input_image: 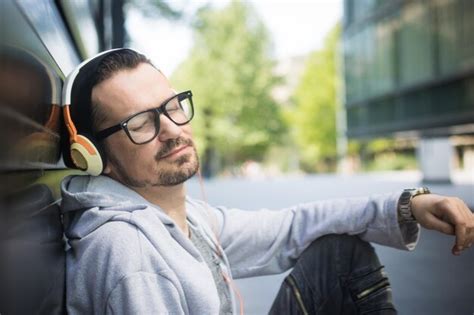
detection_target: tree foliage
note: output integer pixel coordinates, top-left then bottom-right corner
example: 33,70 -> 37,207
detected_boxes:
287,25 -> 341,172
172,1 -> 284,176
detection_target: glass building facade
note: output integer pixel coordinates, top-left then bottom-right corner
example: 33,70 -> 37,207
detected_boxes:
343,0 -> 474,138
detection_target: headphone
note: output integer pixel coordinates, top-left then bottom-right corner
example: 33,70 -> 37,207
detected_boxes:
61,48 -> 141,176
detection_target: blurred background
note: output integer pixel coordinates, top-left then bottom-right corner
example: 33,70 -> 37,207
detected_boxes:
129,0 -> 474,183
0,0 -> 473,314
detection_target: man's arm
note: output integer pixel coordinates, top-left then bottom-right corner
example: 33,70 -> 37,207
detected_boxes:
209,191 -> 473,278
211,192 -> 419,278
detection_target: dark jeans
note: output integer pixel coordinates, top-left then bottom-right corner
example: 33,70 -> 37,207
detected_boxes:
269,234 -> 396,315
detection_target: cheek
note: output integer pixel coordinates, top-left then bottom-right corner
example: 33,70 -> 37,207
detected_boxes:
106,136 -> 148,166
125,143 -> 157,166
181,124 -> 194,139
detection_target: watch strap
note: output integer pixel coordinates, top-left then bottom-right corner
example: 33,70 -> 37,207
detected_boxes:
398,187 -> 431,223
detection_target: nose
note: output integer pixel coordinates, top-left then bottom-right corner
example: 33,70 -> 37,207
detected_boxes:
157,114 -> 182,141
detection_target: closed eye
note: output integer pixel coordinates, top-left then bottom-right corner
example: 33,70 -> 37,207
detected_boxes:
166,100 -> 181,111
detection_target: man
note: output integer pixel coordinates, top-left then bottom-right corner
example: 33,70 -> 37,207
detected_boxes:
60,48 -> 473,315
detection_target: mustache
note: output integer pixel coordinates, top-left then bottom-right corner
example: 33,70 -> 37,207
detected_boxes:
155,137 -> 194,160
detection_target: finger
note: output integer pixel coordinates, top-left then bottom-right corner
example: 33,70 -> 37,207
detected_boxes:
437,198 -> 471,248
467,207 -> 474,242
422,212 -> 455,235
452,244 -> 461,256
451,204 -> 473,255
467,225 -> 474,248
456,202 -> 474,248
464,215 -> 474,249
454,223 -> 467,252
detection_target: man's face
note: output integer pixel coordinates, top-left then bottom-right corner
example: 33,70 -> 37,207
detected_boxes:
91,63 -> 199,187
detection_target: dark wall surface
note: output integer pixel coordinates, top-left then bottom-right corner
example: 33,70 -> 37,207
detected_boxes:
0,0 -> 118,313
0,1 -> 76,313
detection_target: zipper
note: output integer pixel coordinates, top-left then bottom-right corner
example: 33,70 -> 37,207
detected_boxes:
355,278 -> 390,300
285,274 -> 309,315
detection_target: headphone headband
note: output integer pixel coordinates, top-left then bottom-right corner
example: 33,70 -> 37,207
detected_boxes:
62,48 -> 142,106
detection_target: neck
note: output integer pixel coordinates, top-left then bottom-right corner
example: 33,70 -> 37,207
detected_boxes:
133,183 -> 189,237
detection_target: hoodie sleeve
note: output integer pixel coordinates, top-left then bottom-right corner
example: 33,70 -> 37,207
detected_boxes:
106,271 -> 184,315
214,191 -> 420,278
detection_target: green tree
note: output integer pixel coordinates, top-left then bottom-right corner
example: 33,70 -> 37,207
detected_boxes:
287,25 -> 341,172
172,1 -> 284,176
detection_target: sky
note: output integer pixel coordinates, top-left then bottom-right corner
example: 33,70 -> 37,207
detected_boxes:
126,0 -> 342,76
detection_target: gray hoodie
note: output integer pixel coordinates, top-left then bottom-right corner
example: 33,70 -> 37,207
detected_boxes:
61,175 -> 419,315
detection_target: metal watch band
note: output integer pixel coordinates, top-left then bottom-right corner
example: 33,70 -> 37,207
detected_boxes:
398,187 -> 431,223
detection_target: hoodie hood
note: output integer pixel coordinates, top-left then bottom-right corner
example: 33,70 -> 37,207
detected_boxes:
60,175 -> 175,239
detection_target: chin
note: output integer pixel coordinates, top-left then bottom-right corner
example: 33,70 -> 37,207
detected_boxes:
156,153 -> 199,186
158,165 -> 198,186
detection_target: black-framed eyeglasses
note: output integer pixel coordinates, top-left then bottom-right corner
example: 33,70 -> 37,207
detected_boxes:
95,90 -> 194,144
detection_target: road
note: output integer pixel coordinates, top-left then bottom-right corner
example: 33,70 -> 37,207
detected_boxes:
187,171 -> 474,315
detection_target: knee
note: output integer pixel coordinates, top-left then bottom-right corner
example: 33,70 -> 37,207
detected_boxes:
288,235 -> 393,313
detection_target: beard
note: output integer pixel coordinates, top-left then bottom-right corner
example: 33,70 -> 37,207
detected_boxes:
106,136 -> 200,188
156,144 -> 200,186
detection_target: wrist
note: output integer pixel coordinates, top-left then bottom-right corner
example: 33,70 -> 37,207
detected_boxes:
398,187 -> 431,223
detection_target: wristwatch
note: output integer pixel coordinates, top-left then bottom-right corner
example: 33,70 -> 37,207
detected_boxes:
398,187 -> 431,223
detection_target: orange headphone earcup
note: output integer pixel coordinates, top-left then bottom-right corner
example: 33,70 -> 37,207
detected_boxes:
70,135 -> 103,176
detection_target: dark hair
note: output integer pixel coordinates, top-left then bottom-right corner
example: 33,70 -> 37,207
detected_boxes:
90,50 -> 153,131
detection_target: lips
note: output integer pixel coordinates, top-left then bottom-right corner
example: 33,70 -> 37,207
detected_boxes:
155,137 -> 194,160
159,145 -> 190,159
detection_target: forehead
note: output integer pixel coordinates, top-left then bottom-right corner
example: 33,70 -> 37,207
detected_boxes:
91,63 -> 173,122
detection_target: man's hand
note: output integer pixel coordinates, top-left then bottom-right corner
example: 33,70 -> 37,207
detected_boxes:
411,194 -> 474,256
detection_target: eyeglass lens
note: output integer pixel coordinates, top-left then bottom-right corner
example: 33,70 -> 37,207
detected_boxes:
126,93 -> 193,144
